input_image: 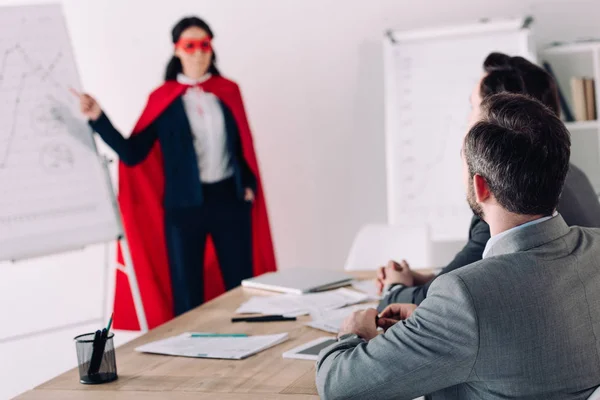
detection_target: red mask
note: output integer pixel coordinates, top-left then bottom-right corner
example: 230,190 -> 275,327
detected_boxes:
174,38 -> 212,54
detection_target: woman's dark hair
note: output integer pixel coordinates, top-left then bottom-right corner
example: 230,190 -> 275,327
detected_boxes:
165,16 -> 220,81
480,52 -> 560,116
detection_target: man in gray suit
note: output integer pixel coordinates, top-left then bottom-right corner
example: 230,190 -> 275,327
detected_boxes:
376,53 -> 600,308
316,93 -> 600,400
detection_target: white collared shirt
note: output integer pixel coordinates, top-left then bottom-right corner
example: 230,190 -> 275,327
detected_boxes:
482,211 -> 558,258
177,73 -> 233,183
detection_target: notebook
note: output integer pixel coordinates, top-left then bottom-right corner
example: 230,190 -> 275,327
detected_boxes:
135,332 -> 289,360
241,268 -> 353,294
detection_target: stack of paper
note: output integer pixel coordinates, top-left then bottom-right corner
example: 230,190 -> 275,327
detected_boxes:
235,288 -> 369,316
351,279 -> 382,300
135,333 -> 289,360
306,304 -> 376,334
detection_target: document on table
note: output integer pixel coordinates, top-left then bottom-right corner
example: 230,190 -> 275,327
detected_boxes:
135,333 -> 289,360
351,279 -> 382,300
306,304 -> 376,333
235,288 -> 370,316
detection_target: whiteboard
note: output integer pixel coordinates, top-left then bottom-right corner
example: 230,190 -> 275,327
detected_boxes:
384,18 -> 535,241
0,4 -> 121,261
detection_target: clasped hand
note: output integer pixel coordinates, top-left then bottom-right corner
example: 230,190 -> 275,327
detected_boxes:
337,303 -> 418,341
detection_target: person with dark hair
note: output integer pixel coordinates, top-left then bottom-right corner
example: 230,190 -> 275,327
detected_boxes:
482,52 -> 561,114
316,93 -> 600,399
74,16 -> 277,330
376,52 -> 600,309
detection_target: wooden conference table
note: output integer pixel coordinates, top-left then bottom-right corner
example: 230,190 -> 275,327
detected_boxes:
18,270 -> 430,400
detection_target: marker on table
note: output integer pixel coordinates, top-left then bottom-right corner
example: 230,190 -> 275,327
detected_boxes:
231,315 -> 297,323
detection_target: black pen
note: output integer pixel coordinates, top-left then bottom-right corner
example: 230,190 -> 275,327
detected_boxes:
87,330 -> 103,376
231,315 -> 297,323
88,313 -> 114,376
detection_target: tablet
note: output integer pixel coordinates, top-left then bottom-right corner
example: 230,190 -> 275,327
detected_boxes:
282,337 -> 338,361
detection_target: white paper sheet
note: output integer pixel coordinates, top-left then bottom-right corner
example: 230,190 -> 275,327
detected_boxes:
306,304 -> 377,334
235,288 -> 369,316
351,279 -> 382,300
134,332 -> 289,360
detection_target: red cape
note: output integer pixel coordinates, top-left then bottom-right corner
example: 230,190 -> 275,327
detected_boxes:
113,76 -> 277,330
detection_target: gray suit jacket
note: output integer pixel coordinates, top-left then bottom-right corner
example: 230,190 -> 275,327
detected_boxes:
316,215 -> 600,399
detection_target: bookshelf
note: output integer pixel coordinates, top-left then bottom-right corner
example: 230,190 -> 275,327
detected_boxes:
540,42 -> 600,196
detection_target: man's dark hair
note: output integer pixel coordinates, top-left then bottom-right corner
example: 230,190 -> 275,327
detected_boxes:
464,93 -> 570,216
481,52 -> 560,116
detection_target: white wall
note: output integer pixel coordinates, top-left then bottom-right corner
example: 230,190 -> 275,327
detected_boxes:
2,0 -> 600,398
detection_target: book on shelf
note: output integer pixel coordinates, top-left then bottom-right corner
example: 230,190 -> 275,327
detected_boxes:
570,77 -> 597,122
571,77 -> 587,121
584,78 -> 597,120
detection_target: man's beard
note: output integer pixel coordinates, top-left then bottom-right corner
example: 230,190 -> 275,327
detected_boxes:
467,178 -> 484,219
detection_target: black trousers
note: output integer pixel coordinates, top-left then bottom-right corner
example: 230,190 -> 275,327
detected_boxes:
164,177 -> 253,316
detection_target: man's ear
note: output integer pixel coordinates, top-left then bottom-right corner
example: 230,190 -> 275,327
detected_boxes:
473,174 -> 491,203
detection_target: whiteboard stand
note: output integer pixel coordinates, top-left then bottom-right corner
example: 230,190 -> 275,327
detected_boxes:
99,157 -> 149,333
117,234 -> 148,332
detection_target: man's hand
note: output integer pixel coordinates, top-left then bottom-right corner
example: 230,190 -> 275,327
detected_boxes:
376,303 -> 418,331
338,308 -> 379,341
375,260 -> 415,294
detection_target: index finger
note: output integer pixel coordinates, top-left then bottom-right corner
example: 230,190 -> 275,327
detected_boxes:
377,317 -> 398,331
68,87 -> 81,98
378,304 -> 400,319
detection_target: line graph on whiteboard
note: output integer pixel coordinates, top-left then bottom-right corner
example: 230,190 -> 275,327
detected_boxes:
0,5 -> 118,242
0,43 -> 74,170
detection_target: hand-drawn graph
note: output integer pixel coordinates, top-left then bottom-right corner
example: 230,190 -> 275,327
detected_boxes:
40,142 -> 75,172
32,99 -> 66,136
0,44 -> 68,168
0,4 -> 121,261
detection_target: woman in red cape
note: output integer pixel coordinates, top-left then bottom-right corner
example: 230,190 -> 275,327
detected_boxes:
77,16 -> 277,330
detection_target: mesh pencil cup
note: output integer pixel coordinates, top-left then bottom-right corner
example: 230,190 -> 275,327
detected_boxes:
74,332 -> 118,384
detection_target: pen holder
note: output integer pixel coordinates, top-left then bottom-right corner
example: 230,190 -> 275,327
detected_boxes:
74,332 -> 118,384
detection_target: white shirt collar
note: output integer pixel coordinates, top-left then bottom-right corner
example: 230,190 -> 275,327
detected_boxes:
176,73 -> 212,86
482,211 -> 558,259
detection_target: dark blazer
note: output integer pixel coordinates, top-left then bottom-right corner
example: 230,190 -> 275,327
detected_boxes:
89,97 -> 256,209
378,162 -> 600,308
